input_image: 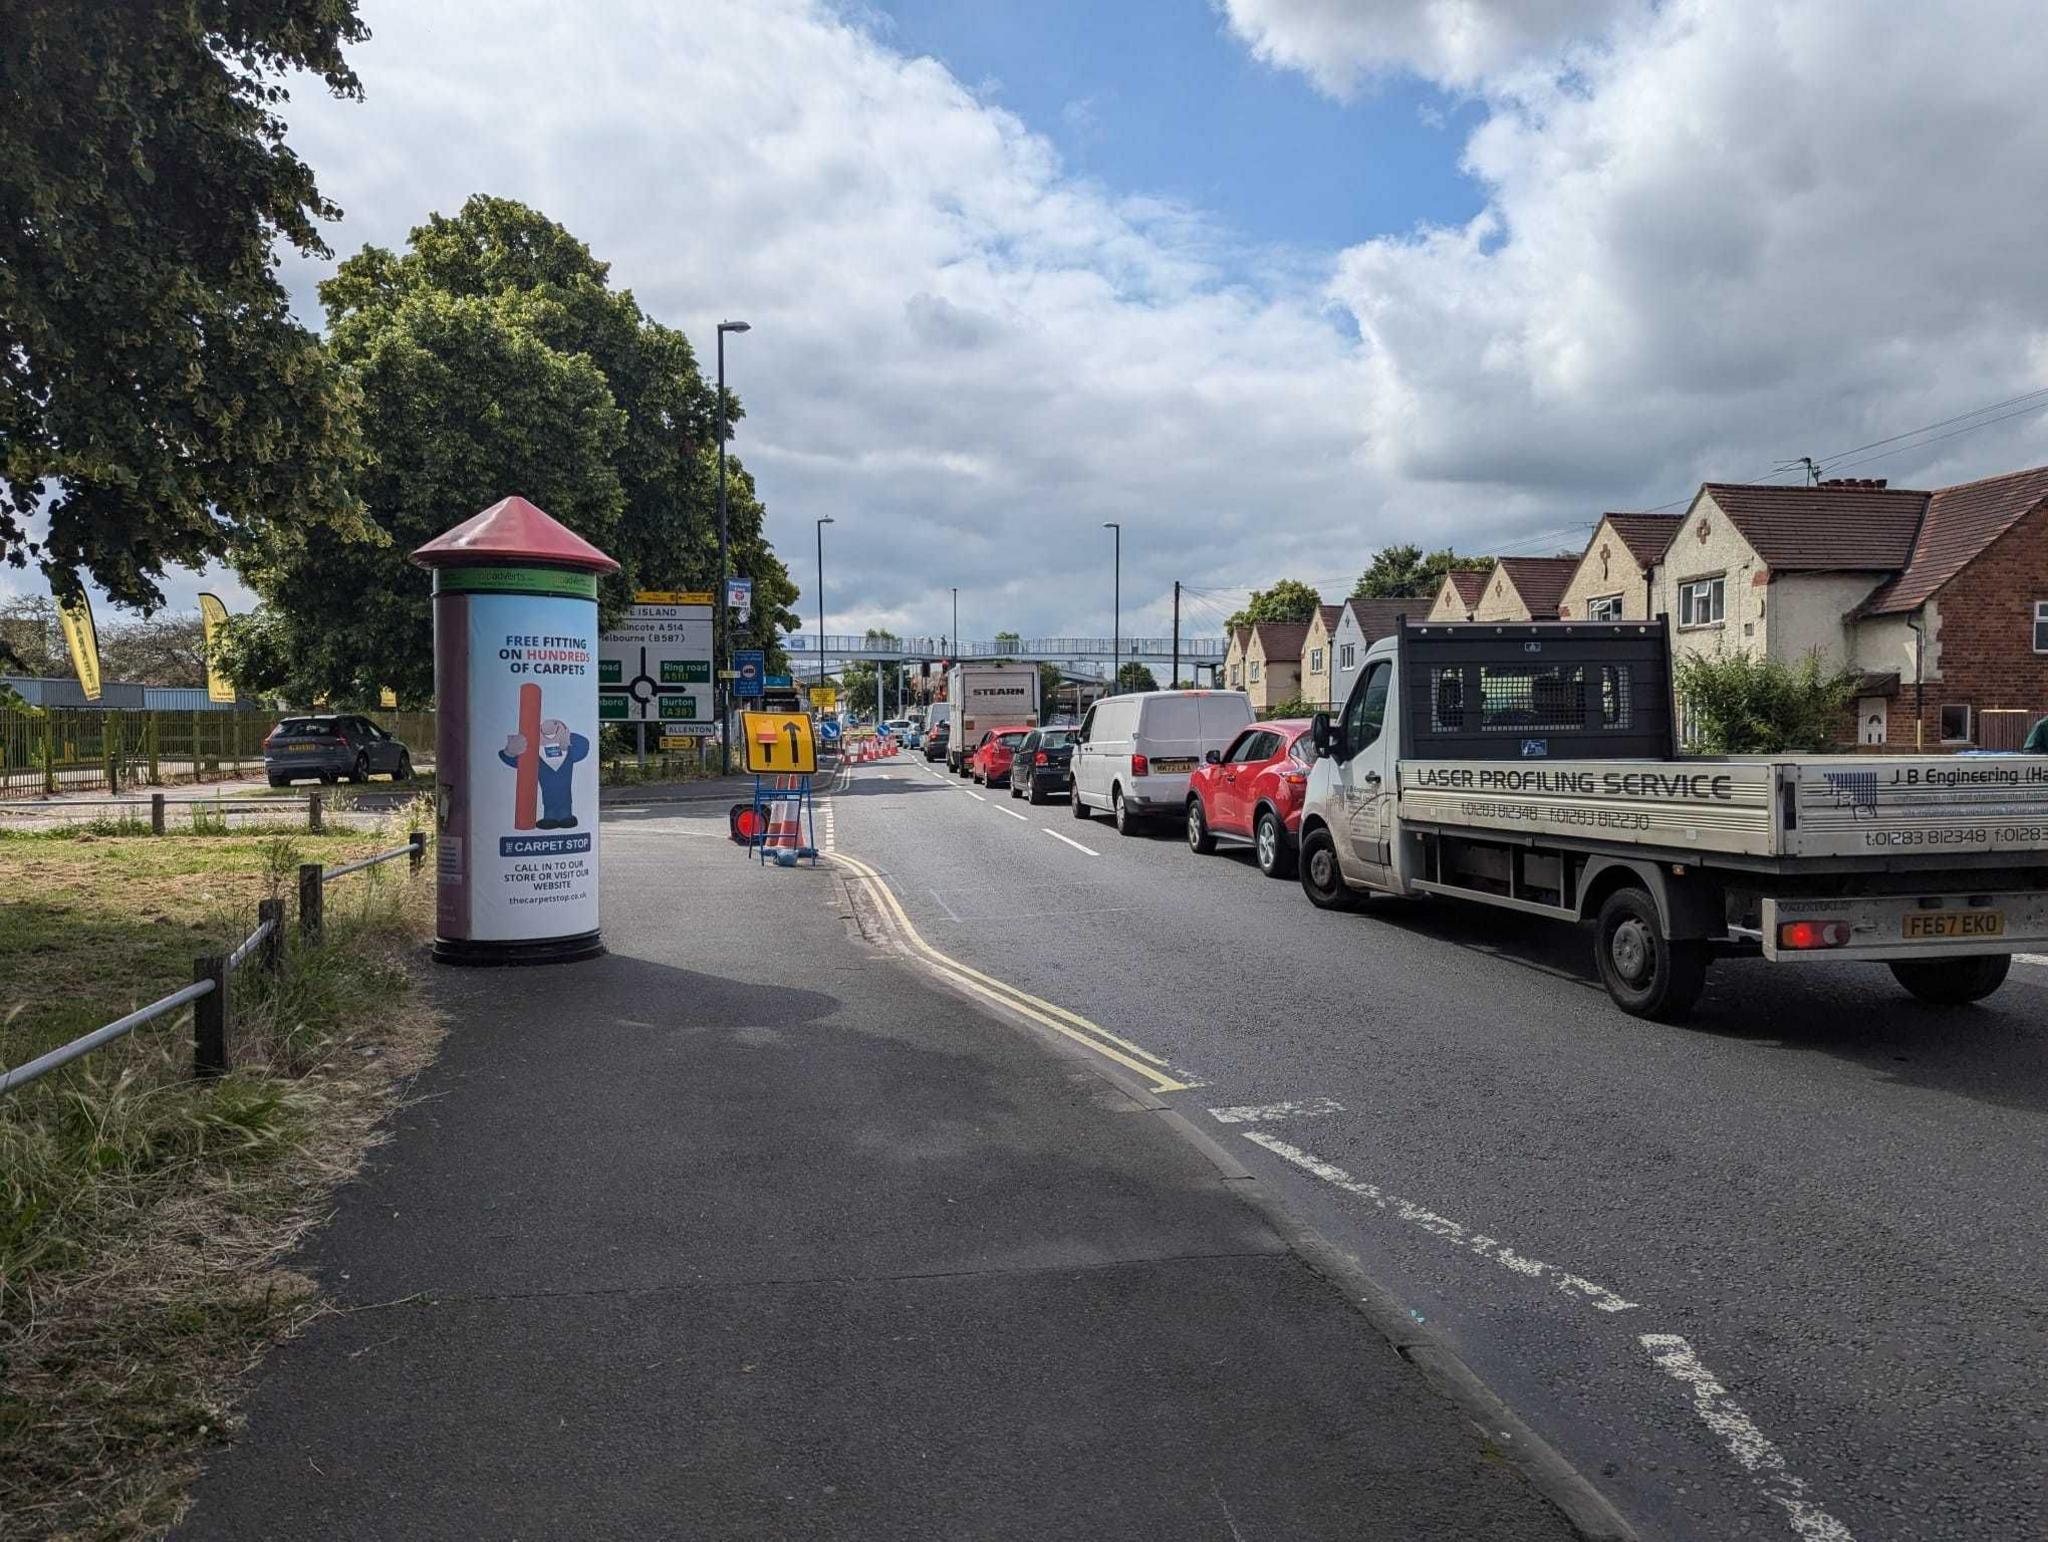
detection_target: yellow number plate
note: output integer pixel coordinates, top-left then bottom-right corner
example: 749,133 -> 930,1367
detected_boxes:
1152,758 -> 1197,773
1902,912 -> 2004,940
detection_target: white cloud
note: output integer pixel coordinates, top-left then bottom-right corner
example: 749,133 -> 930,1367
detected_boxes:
254,0 -> 1405,643
1327,0 -> 2048,505
1217,0 -> 1639,95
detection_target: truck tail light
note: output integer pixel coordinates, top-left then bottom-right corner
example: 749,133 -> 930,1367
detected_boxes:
1778,920 -> 1852,951
1130,753 -> 1149,777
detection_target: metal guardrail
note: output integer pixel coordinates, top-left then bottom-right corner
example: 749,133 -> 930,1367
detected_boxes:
781,634 -> 1229,661
1,830 -> 430,1096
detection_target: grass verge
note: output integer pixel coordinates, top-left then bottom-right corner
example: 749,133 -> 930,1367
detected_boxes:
0,805 -> 442,1539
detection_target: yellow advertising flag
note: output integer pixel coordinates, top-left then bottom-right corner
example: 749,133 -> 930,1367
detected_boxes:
196,593 -> 236,703
57,592 -> 102,702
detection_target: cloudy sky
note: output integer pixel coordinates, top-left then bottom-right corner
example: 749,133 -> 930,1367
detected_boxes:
16,0 -> 2048,646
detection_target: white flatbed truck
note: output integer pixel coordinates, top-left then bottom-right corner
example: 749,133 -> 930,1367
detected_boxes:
1299,621 -> 2048,1020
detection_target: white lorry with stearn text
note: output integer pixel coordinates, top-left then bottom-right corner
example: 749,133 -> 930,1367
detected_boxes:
1295,621 -> 2048,1020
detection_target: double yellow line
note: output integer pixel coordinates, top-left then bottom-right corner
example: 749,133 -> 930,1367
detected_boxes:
831,850 -> 1194,1094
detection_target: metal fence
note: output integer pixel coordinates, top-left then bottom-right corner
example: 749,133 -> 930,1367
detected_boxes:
0,831 -> 429,1095
0,707 -> 438,796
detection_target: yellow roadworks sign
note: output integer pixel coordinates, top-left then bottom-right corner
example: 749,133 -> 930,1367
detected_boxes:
808,686 -> 838,711
742,710 -> 816,774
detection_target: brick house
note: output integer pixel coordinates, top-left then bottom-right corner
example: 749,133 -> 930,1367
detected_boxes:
1243,621 -> 1310,713
1557,513 -> 1681,620
1426,569 -> 1490,622
1653,468 -> 2048,748
1298,604 -> 1343,712
1328,597 -> 1414,710
1468,556 -> 1580,622
1223,626 -> 1250,692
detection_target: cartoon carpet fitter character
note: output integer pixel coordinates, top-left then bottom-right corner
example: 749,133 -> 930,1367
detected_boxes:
501,716 -> 590,829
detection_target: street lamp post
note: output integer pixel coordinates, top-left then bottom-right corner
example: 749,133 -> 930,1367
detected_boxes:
715,319 -> 751,771
1103,523 -> 1121,694
815,517 -> 834,693
951,587 -> 959,660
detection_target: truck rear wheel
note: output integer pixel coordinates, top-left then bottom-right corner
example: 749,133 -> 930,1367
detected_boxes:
1887,954 -> 2011,1005
1595,887 -> 1707,1022
1298,827 -> 1356,911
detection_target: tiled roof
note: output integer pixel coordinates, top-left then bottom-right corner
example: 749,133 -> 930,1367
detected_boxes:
1316,604 -> 1342,634
1600,512 -> 1682,569
1443,569 -> 1489,608
1699,481 -> 1929,571
1495,556 -> 1580,619
1860,464 -> 2048,615
1250,621 -> 1311,658
1342,597 -> 1415,641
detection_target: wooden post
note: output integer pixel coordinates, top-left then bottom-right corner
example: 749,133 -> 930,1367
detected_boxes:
103,712 -> 118,793
193,953 -> 228,1078
150,792 -> 166,836
298,863 -> 324,944
257,897 -> 284,974
409,828 -> 426,872
146,713 -> 161,784
41,711 -> 56,794
193,710 -> 204,783
308,792 -> 323,833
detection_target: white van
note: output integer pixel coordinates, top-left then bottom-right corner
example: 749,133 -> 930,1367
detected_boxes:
1070,690 -> 1254,835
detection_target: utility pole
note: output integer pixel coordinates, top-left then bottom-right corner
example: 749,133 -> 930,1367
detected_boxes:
714,319 -> 751,771
1103,522 -> 1121,694
815,517 -> 834,693
952,588 -> 959,660
1171,580 -> 1180,690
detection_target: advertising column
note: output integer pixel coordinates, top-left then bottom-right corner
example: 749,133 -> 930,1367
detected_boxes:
412,496 -> 619,966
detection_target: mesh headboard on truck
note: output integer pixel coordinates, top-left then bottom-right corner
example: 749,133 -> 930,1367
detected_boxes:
1398,619 -> 1677,761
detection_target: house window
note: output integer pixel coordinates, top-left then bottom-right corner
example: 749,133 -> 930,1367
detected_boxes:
1339,642 -> 1356,670
1230,663 -> 1241,687
1587,594 -> 1625,621
1678,576 -> 1725,628
1249,660 -> 1262,684
2034,600 -> 2048,652
1940,703 -> 1972,743
1310,647 -> 1324,673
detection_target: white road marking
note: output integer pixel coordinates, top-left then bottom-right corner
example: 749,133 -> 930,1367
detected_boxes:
1640,1335 -> 1856,1542
2014,952 -> 2048,966
1243,1133 -> 1641,1314
1208,1097 -> 1344,1125
997,805 -> 1029,821
928,888 -> 963,923
1042,828 -> 1100,856
966,790 -> 987,802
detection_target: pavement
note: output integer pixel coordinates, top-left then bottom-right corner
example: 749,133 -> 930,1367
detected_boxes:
175,776 -> 1582,1540
813,754 -> 2048,1542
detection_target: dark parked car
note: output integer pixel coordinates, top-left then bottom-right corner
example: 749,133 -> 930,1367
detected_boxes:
263,714 -> 414,787
925,720 -> 950,762
1009,727 -> 1074,804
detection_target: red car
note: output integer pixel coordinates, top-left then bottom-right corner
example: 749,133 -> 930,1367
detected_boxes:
969,724 -> 1033,788
1185,718 -> 1313,878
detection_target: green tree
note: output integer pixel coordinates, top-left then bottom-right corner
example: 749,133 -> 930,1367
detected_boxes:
0,595 -> 64,676
1226,580 -> 1321,628
1116,662 -> 1158,693
1352,545 -> 1481,599
1674,651 -> 1861,753
100,615 -> 208,688
1,0 -> 370,609
838,629 -> 900,716
1038,660 -> 1063,707
226,198 -> 799,699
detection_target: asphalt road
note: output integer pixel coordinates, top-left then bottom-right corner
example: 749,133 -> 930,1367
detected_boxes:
830,753 -> 2048,1542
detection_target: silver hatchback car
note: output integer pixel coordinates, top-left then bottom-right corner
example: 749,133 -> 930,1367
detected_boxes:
263,714 -> 415,786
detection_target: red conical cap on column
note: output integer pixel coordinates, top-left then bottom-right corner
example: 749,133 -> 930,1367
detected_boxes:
410,496 -> 619,573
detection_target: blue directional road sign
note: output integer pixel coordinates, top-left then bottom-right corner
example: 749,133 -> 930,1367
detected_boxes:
734,649 -> 766,698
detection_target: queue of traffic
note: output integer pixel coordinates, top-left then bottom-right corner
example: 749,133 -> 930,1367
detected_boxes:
926,620 -> 2048,1023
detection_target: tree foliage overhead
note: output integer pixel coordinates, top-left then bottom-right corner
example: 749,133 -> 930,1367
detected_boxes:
1226,580 -> 1321,629
226,197 -> 800,702
1115,662 -> 1158,692
1352,545 -> 1485,599
1674,650 -> 1861,753
1,0 -> 371,608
